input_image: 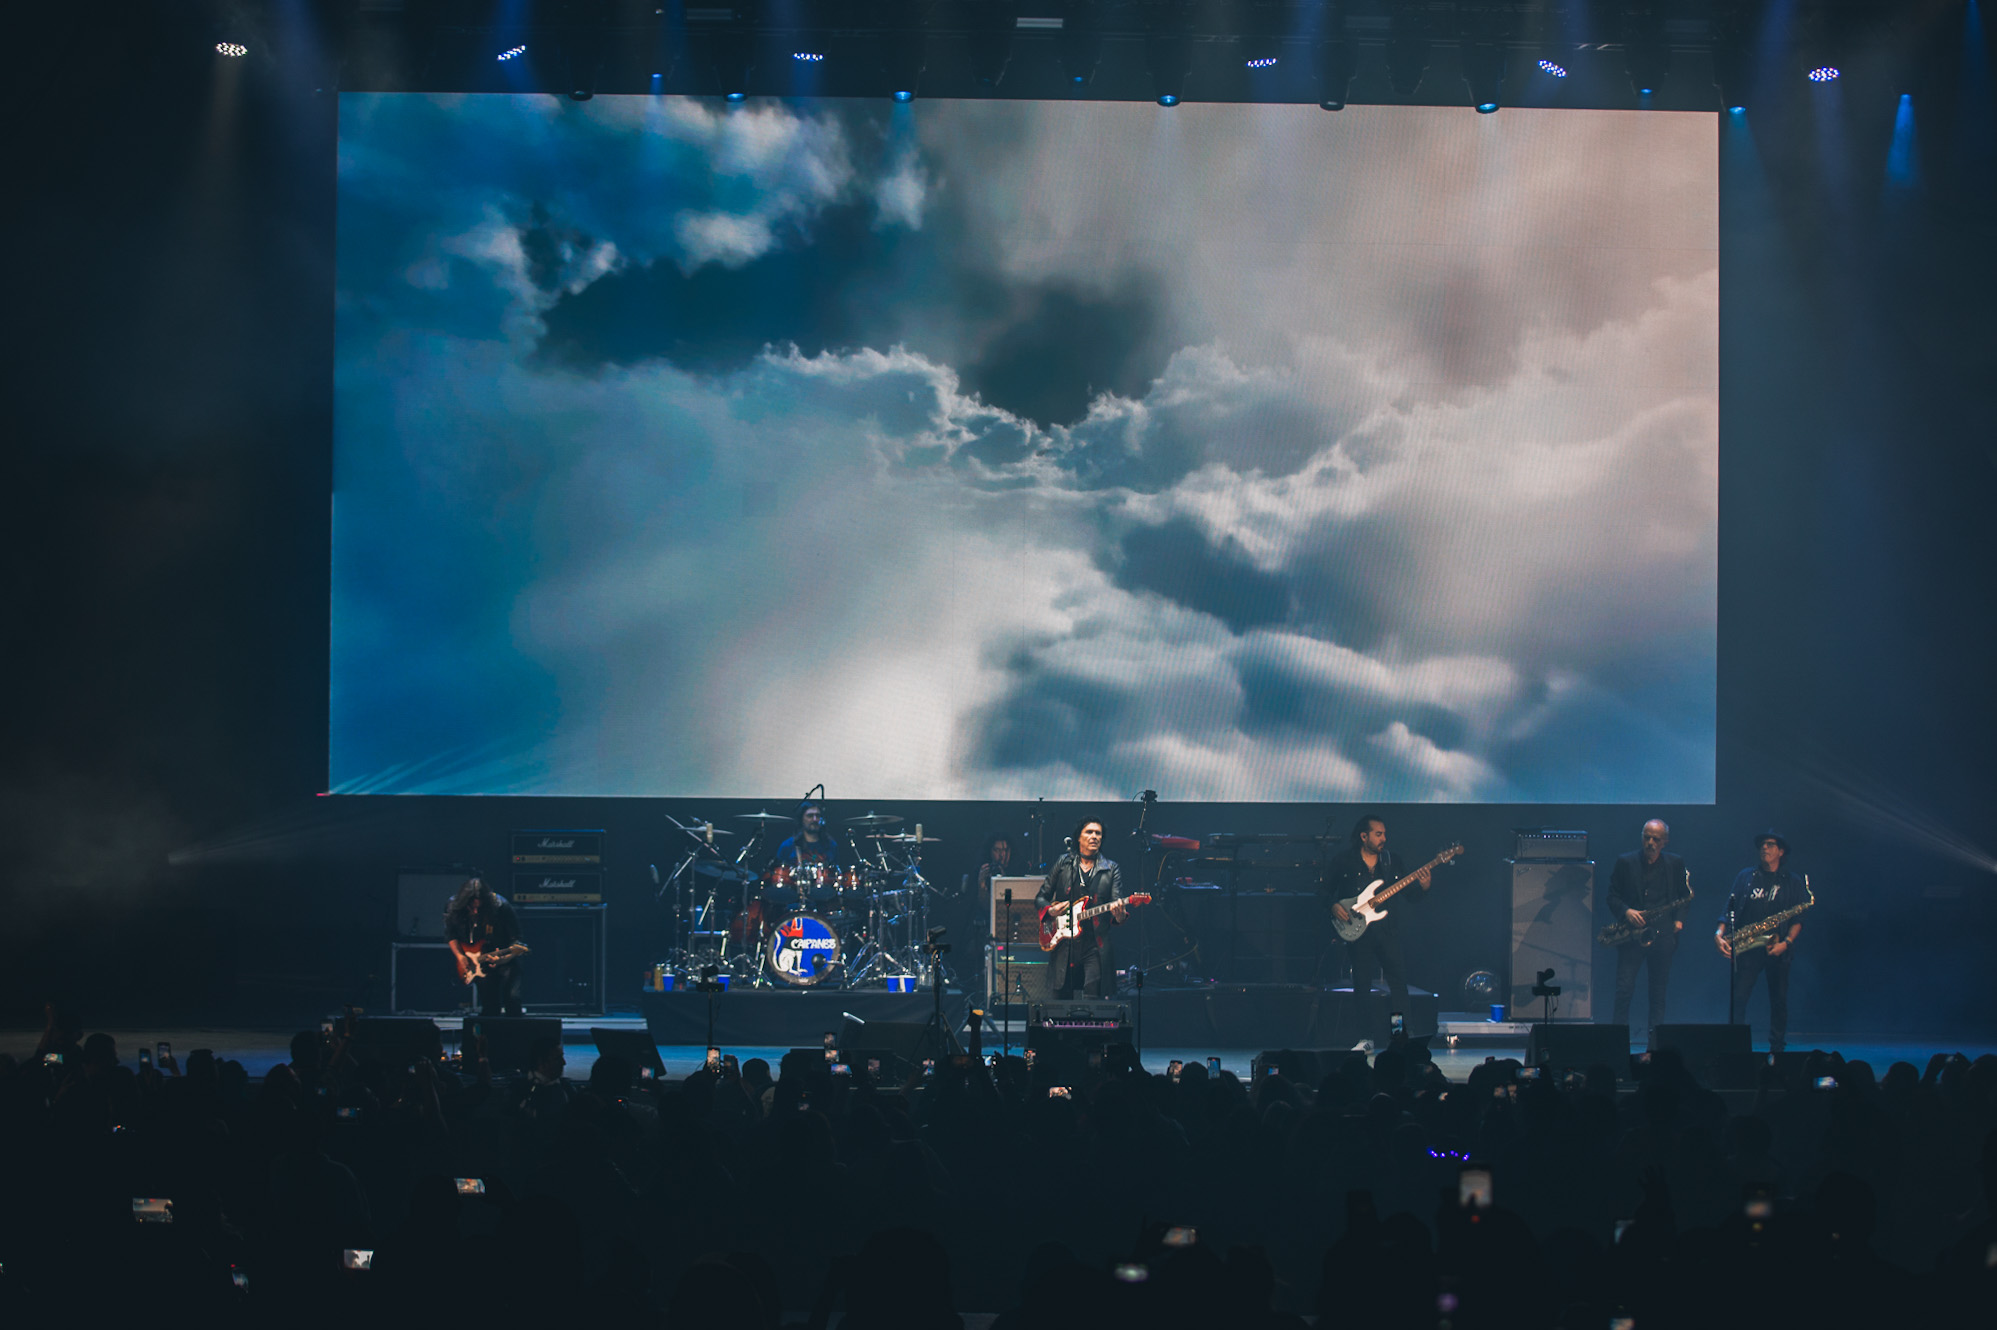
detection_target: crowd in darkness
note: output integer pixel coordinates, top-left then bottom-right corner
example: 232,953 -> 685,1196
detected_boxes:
4,1003 -> 1996,1329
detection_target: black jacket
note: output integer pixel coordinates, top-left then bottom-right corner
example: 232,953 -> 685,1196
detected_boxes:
1035,853 -> 1124,952
1607,850 -> 1691,917
1318,846 -> 1405,931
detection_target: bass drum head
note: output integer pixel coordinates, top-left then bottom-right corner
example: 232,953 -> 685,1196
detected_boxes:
766,911 -> 844,987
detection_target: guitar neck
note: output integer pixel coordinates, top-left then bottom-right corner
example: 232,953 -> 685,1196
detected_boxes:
1076,895 -> 1146,922
1369,851 -> 1453,906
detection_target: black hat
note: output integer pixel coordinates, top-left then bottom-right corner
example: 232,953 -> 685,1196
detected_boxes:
1752,829 -> 1790,853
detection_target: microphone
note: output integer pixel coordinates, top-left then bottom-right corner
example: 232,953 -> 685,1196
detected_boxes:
1064,836 -> 1075,849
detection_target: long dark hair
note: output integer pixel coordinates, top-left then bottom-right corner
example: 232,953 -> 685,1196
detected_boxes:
1069,816 -> 1105,856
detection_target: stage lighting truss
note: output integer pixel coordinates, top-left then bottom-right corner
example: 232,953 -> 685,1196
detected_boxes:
1537,58 -> 1567,78
793,51 -> 825,62
216,42 -> 249,58
1807,66 -> 1840,83
1245,56 -> 1277,70
497,45 -> 526,62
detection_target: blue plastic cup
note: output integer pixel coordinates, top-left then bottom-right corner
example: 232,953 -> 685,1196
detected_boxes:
1489,1003 -> 1506,1022
715,975 -> 731,991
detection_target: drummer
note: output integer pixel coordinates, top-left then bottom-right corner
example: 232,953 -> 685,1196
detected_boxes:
771,801 -> 846,873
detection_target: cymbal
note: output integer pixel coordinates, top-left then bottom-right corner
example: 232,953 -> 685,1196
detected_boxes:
868,832 -> 941,843
734,810 -> 794,824
845,811 -> 904,827
668,815 -> 735,836
693,861 -> 755,880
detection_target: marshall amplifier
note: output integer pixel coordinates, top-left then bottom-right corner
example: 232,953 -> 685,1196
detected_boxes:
1513,829 -> 1589,861
510,869 -> 604,903
511,830 -> 604,865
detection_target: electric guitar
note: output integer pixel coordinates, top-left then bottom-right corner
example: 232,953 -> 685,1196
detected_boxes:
457,942 -> 530,985
1329,844 -> 1464,942
1038,893 -> 1153,952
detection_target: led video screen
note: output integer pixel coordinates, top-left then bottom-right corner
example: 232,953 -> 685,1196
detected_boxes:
333,94 -> 1716,801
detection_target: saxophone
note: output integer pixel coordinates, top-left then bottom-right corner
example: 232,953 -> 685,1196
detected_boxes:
1597,884 -> 1694,948
1722,885 -> 1816,955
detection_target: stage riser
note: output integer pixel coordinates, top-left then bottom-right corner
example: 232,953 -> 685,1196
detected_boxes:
1135,986 -> 1438,1049
640,989 -> 948,1047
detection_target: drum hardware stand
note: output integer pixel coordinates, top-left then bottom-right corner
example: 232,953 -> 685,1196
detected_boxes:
916,928 -> 961,1062
694,964 -> 726,1051
1025,798 -> 1049,872
1128,966 -> 1145,1056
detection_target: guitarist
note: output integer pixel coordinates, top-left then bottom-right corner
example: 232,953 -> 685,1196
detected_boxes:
1035,818 -> 1127,999
1320,815 -> 1429,1016
445,876 -> 525,1016
1607,819 -> 1692,1048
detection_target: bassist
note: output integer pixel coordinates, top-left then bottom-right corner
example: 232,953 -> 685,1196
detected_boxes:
445,876 -> 526,1016
1035,817 -> 1127,999
1319,815 -> 1430,1015
1607,819 -> 1692,1048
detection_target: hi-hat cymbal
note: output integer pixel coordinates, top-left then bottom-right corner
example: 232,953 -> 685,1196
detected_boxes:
845,811 -> 904,827
734,810 -> 794,824
868,832 -> 942,843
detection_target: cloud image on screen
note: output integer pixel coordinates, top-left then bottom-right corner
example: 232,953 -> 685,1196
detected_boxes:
332,95 -> 1716,802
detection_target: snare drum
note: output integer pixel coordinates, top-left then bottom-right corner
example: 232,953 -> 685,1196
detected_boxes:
765,911 -> 844,987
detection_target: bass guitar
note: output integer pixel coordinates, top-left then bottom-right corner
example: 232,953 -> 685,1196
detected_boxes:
1597,883 -> 1696,949
457,942 -> 530,985
1330,845 -> 1464,943
1038,893 -> 1153,952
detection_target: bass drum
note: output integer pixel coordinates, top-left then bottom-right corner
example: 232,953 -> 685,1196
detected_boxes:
765,911 -> 844,987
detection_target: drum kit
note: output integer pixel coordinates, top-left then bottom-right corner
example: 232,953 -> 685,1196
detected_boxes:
651,808 -> 949,991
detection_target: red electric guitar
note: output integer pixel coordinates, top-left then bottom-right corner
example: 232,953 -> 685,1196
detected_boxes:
1038,893 -> 1153,951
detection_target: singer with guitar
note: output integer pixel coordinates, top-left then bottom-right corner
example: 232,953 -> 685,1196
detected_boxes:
1319,814 -> 1432,1018
1606,819 -> 1693,1048
445,877 -> 527,1016
1035,818 -> 1127,999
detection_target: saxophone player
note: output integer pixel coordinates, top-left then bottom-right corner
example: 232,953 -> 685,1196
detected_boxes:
1715,830 -> 1807,1054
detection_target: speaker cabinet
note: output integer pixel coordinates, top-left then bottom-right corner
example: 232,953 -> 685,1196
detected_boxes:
1653,1023 -> 1758,1088
1509,859 -> 1596,1020
396,871 -> 469,941
463,1016 -> 563,1074
391,942 -> 470,1015
1526,1022 -> 1629,1072
351,1017 -> 444,1067
516,905 -> 607,1015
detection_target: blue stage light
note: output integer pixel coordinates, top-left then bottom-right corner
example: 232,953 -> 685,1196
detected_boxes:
725,91 -> 746,102
1808,66 -> 1839,83
892,89 -> 913,102
497,45 -> 526,62
793,52 -> 824,62
1537,59 -> 1567,78
650,72 -> 663,91
1158,93 -> 1180,107
1246,57 -> 1277,70
1729,105 -> 1745,115
1476,101 -> 1499,114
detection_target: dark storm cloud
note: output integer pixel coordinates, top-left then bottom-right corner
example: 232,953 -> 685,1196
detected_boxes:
958,277 -> 1170,427
536,200 -> 891,373
1111,517 -> 1290,634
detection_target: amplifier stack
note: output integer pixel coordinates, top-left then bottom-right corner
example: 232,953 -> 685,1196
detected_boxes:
388,830 -> 608,1017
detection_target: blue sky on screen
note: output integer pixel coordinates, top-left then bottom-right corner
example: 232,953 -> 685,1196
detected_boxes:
333,95 -> 1716,801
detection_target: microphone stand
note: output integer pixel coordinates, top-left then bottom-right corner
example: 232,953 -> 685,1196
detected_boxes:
1001,887 -> 1015,1058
